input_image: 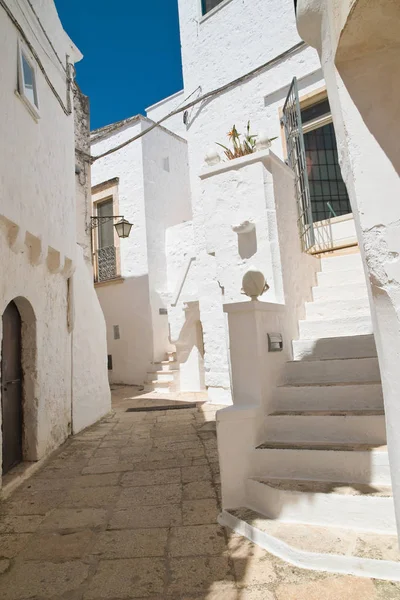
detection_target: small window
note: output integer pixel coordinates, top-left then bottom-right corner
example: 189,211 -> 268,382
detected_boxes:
163,157 -> 170,172
113,325 -> 120,340
202,0 -> 225,15
18,45 -> 39,115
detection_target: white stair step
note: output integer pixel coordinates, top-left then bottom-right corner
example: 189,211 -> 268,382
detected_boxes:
305,297 -> 370,320
250,444 -> 390,484
265,412 -> 386,444
299,315 -> 373,339
152,361 -> 178,371
246,478 -> 395,533
143,380 -> 177,393
317,268 -> 366,287
292,334 -> 377,361
313,282 -> 368,302
146,371 -> 177,383
321,253 -> 362,273
223,507 -> 400,577
284,357 -> 380,385
274,382 -> 384,412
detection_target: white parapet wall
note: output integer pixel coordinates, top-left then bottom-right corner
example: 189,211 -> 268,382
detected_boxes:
296,0 -> 400,540
216,151 -> 320,508
71,248 -> 111,434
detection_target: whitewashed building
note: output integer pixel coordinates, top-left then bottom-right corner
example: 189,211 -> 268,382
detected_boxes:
91,115 -> 197,392
0,0 -> 110,487
90,0 -> 400,575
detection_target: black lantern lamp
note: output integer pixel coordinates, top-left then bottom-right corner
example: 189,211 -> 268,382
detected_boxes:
114,218 -> 133,239
89,215 -> 133,239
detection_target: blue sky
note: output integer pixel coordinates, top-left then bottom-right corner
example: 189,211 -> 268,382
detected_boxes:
55,0 -> 183,130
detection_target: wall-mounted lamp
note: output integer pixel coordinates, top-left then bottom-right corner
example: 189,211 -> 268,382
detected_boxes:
89,216 -> 133,239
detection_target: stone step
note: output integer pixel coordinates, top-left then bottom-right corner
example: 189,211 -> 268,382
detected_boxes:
321,253 -> 362,273
312,281 -> 368,302
221,508 -> 400,579
246,478 -> 395,533
317,268 -> 366,288
146,371 -> 178,383
284,357 -> 380,385
264,413 -> 386,444
274,382 -> 384,412
299,315 -> 373,339
292,334 -> 377,361
143,380 -> 177,393
305,297 -> 370,320
151,360 -> 178,372
250,444 -> 390,484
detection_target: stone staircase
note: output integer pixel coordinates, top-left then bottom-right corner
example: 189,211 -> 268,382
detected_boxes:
144,351 -> 180,393
244,252 -> 397,536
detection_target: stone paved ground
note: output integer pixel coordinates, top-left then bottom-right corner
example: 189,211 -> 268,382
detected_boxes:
0,386 -> 399,599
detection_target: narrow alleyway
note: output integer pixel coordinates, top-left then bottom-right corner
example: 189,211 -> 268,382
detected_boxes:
0,387 -> 399,599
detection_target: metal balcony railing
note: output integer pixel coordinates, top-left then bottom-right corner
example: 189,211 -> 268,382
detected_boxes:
95,245 -> 117,282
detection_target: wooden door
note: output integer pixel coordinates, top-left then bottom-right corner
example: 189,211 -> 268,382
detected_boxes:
1,301 -> 23,474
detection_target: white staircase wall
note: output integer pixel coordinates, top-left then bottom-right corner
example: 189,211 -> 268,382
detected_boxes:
250,447 -> 391,485
246,478 -> 396,533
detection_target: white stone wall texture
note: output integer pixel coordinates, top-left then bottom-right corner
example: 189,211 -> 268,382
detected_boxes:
0,0 -> 111,483
296,0 -> 400,541
91,117 -> 192,385
166,0 -> 324,401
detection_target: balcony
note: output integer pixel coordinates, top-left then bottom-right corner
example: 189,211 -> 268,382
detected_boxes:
94,245 -> 117,283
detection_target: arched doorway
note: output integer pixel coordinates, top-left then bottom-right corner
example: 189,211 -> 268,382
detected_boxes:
1,301 -> 23,474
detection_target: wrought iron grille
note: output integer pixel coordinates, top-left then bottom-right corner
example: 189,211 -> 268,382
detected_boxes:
96,245 -> 117,282
282,77 -> 315,251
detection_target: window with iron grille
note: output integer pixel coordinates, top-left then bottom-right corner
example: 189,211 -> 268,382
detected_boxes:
95,198 -> 117,282
301,100 -> 351,223
282,78 -> 351,250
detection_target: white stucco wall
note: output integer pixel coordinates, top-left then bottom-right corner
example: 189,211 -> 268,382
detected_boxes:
72,249 -> 111,433
91,118 -> 152,385
146,90 -> 187,139
0,0 -> 80,267
142,122 -> 192,361
0,0 -> 111,484
170,0 -> 324,401
0,224 -> 71,465
91,117 -> 192,384
296,0 -> 400,538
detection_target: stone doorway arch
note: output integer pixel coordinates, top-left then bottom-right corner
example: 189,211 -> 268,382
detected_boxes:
1,297 -> 38,476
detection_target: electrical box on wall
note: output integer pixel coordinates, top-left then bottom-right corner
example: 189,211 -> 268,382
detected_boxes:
159,308 -> 168,315
268,332 -> 283,352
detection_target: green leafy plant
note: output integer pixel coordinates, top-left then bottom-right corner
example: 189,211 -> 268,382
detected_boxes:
216,122 -> 276,161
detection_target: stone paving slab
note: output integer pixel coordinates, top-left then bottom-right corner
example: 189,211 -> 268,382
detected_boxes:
0,385 -> 399,599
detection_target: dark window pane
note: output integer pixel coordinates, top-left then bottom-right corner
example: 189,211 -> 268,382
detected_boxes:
22,54 -> 37,107
97,199 -> 114,248
202,0 -> 224,14
303,122 -> 351,222
301,99 -> 330,125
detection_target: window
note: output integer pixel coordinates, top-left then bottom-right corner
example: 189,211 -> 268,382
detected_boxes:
92,178 -> 122,284
282,78 -> 351,251
18,45 -> 39,115
95,199 -> 117,282
301,99 -> 351,223
202,0 -> 225,15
